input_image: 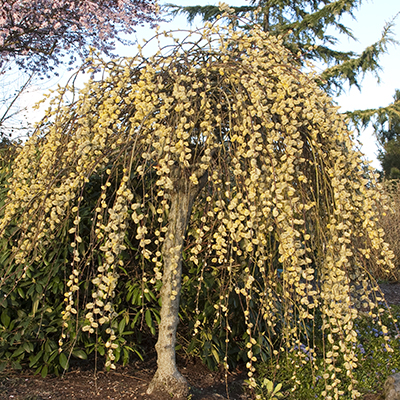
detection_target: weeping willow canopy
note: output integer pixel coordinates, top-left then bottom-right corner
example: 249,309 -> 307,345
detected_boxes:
0,17 -> 395,399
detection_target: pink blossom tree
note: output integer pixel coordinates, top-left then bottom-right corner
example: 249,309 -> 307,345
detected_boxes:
0,0 -> 159,74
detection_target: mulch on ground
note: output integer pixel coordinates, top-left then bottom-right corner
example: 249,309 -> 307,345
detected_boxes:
0,353 -> 250,400
1,283 -> 400,400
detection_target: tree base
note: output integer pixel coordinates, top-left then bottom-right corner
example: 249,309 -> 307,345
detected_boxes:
147,370 -> 190,399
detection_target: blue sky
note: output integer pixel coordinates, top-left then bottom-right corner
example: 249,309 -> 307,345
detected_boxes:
332,0 -> 400,168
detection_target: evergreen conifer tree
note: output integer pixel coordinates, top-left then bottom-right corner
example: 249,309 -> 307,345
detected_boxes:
165,0 -> 397,94
375,90 -> 400,179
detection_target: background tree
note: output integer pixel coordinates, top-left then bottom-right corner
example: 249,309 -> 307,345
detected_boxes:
165,0 -> 398,94
0,0 -> 160,138
0,0 -> 160,74
378,138 -> 400,179
345,89 -> 400,179
375,90 -> 400,180
0,16 -> 396,399
0,62 -> 36,137
378,136 -> 400,179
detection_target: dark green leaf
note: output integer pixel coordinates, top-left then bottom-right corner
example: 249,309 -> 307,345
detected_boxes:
31,299 -> 39,316
41,365 -> 48,378
0,361 -> 7,372
72,349 -> 87,360
29,350 -> 43,367
22,341 -> 34,353
11,361 -> 22,370
211,347 -> 220,364
11,346 -> 26,358
97,346 -> 105,356
1,310 -> 10,328
145,309 -> 155,335
59,353 -> 68,370
118,318 -> 126,333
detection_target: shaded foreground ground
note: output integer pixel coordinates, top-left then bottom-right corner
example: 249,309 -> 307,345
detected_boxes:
0,353 -> 250,400
1,283 -> 400,400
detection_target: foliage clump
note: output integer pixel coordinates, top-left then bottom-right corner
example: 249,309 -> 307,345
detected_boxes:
0,16 -> 396,399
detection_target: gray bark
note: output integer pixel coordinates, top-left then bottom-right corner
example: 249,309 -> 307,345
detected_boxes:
147,168 -> 207,398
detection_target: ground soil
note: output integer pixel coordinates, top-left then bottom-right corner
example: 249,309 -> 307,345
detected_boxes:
0,354 -> 249,400
1,283 -> 400,400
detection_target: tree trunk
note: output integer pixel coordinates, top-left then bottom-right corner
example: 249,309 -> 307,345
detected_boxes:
147,169 -> 207,398
262,1 -> 270,32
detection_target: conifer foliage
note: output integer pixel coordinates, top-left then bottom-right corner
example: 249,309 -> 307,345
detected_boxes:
0,15 -> 395,399
345,89 -> 400,179
166,0 -> 397,94
375,90 -> 400,180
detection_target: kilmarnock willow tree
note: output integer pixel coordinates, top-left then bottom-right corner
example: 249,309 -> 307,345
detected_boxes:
0,12 -> 396,400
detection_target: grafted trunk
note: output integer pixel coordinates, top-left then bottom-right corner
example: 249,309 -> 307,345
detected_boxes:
147,170 -> 207,398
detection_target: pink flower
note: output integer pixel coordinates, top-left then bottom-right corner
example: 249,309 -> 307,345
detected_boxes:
0,0 -> 159,74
